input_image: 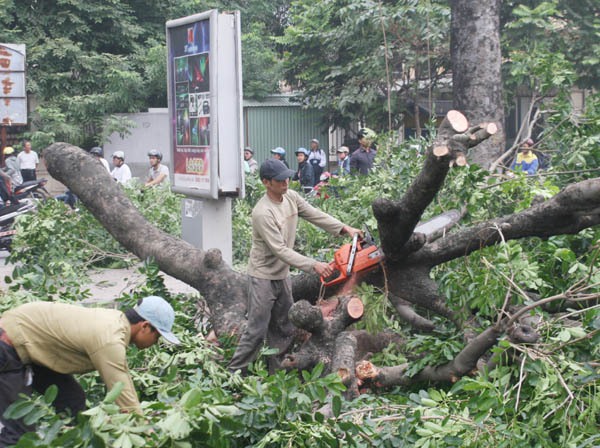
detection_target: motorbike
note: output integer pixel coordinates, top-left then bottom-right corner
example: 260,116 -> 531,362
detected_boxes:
0,200 -> 37,252
13,178 -> 50,201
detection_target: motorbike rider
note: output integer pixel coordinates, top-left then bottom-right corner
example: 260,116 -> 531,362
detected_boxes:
90,146 -> 110,173
144,150 -> 170,187
0,169 -> 14,205
244,147 -> 258,174
270,147 -> 289,168
111,151 -> 132,185
2,147 -> 22,187
293,147 -> 314,193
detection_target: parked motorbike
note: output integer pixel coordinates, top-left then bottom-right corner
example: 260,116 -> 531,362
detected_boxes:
0,201 -> 36,252
13,178 -> 50,201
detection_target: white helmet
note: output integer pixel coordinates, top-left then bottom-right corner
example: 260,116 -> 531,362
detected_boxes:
112,151 -> 125,160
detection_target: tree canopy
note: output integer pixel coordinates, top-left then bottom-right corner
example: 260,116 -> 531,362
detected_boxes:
0,0 -> 288,148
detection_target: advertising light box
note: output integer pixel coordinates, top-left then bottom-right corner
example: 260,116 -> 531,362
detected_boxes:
0,44 -> 27,125
166,10 -> 244,199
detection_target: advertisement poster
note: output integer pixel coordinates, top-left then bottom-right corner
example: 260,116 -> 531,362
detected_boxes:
168,20 -> 211,191
0,44 -> 27,125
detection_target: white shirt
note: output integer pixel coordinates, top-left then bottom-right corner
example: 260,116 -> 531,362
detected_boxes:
147,164 -> 170,185
17,151 -> 39,170
100,158 -> 110,173
111,164 -> 132,184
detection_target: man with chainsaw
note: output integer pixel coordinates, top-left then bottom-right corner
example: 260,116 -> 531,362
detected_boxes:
228,159 -> 361,374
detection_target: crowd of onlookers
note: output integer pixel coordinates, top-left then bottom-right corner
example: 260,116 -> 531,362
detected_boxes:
243,127 -> 379,194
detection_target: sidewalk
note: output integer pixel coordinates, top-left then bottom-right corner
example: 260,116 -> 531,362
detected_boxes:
0,250 -> 198,301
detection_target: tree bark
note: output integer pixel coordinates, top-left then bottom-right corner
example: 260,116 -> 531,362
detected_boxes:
43,143 -> 248,337
451,0 -> 505,168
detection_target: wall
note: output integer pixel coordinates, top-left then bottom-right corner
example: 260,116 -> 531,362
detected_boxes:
104,108 -> 170,180
243,97 -> 329,172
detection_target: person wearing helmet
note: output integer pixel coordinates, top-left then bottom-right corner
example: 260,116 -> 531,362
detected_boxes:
111,151 -> 132,184
2,147 -> 22,187
270,147 -> 289,168
17,140 -> 38,182
0,296 -> 180,445
0,168 -> 15,205
227,159 -> 362,375
350,127 -> 377,175
90,146 -> 110,173
308,138 -> 327,186
145,149 -> 170,187
292,147 -> 315,193
335,146 -> 351,176
244,147 -> 258,174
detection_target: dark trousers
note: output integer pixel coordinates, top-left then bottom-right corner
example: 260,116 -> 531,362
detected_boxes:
0,340 -> 86,446
55,190 -> 77,209
228,276 -> 295,373
20,170 -> 36,182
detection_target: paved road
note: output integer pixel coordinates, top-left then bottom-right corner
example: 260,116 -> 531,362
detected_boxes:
0,250 -> 198,300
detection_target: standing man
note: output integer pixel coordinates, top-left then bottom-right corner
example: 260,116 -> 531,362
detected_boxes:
308,138 -> 327,185
111,151 -> 132,185
228,159 -> 361,374
244,147 -> 258,174
350,128 -> 377,175
2,147 -> 22,187
17,141 -> 38,182
145,149 -> 170,187
0,296 -> 180,445
335,146 -> 351,176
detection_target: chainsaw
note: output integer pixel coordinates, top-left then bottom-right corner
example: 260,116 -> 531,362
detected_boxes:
320,227 -> 384,287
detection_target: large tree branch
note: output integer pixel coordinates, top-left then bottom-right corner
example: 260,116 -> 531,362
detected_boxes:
373,111 -> 497,262
414,177 -> 600,266
43,143 -> 247,336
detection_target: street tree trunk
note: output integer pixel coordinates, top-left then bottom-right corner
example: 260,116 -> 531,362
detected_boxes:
451,0 -> 505,168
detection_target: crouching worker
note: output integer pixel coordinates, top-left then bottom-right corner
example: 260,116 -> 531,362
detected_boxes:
0,296 -> 180,446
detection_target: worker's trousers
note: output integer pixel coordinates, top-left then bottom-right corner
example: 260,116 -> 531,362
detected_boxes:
0,337 -> 86,447
228,276 -> 295,373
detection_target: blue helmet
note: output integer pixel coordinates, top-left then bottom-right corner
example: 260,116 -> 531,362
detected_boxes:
271,147 -> 286,156
295,147 -> 309,156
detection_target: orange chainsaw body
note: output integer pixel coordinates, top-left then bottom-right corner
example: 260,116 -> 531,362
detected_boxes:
321,239 -> 384,287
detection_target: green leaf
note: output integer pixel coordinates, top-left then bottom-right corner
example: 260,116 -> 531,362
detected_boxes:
44,384 -> 58,405
331,395 -> 342,417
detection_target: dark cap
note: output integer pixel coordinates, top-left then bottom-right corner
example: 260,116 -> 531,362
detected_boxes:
259,159 -> 295,181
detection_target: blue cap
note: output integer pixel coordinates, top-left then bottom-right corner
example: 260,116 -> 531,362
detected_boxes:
271,147 -> 286,155
134,296 -> 180,345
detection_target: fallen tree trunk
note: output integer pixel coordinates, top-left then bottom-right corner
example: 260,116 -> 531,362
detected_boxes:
42,108 -> 600,389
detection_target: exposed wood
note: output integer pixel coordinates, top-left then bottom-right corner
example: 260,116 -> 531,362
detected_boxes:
433,145 -> 450,157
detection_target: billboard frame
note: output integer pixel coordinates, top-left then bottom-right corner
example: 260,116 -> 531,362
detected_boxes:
166,10 -> 244,200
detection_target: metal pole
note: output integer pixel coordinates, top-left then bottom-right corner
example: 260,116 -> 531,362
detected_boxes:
0,126 -> 6,166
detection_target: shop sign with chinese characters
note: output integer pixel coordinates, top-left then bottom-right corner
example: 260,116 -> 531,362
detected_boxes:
0,44 -> 27,125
